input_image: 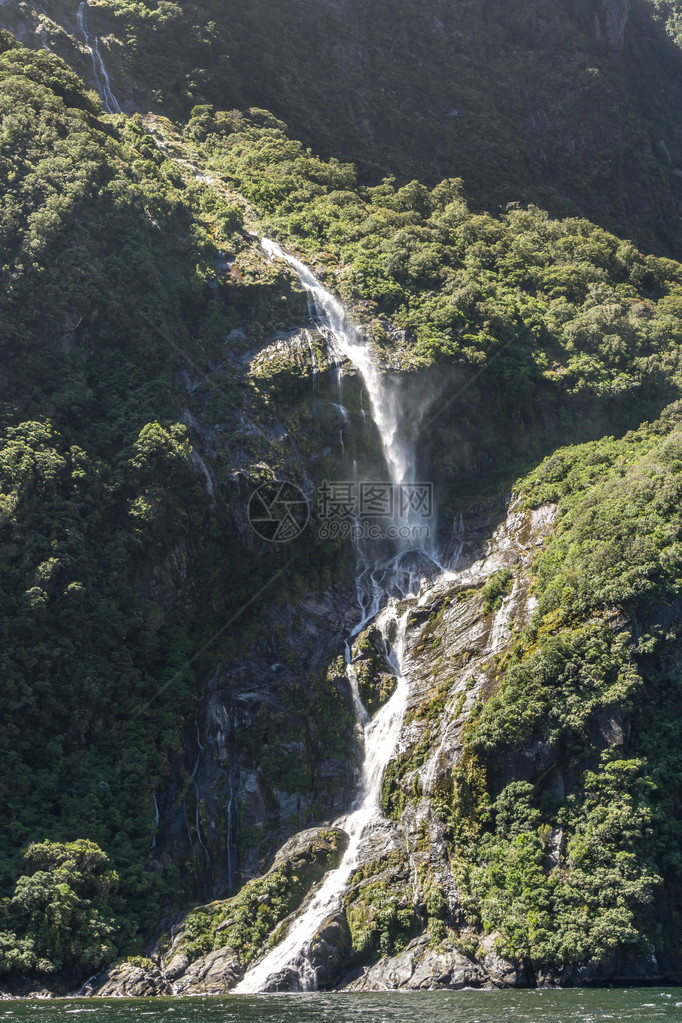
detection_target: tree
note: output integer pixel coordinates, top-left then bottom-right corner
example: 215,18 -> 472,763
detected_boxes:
0,840 -> 120,976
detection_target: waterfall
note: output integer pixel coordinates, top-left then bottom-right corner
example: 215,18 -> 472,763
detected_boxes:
149,790 -> 160,853
77,2 -> 121,115
260,240 -> 416,501
233,241 -> 446,993
489,577 -> 520,653
303,329 -> 319,388
330,402 -> 349,452
226,775 -> 236,895
235,607 -> 410,994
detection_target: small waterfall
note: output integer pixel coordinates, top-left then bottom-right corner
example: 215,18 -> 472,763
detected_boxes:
260,240 -> 417,502
235,607 -> 411,993
303,329 -> 319,388
234,242 -> 448,993
330,401 -> 349,452
226,774 -> 236,895
149,790 -> 160,853
77,1 -> 121,114
489,577 -> 520,653
188,752 -> 210,877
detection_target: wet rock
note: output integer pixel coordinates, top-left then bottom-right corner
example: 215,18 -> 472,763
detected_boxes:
153,580 -> 360,901
259,966 -> 301,992
351,625 -> 397,715
272,826 -> 350,872
535,946 -> 665,986
153,499 -> 559,996
164,951 -> 189,979
172,947 -> 243,995
308,912 -> 352,987
479,933 -> 527,986
593,706 -> 625,748
594,0 -> 630,49
498,736 -> 559,784
342,935 -> 488,991
340,500 -> 559,992
157,826 -> 350,994
256,911 -> 352,992
95,962 -> 168,997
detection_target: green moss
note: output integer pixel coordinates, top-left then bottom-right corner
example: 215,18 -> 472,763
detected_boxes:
345,853 -> 416,962
481,569 -> 514,614
182,829 -> 348,966
380,733 -> 432,821
124,955 -> 156,971
411,676 -> 457,724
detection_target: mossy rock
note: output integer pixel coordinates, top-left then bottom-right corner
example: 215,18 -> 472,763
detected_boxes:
344,851 -> 417,963
179,827 -> 349,969
351,626 -> 398,716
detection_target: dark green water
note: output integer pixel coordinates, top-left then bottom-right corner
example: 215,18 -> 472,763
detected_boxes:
3,992 -> 682,1023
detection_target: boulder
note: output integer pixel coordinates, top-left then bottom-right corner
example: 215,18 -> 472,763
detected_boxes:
342,935 -> 488,991
94,962 -> 168,997
171,947 -> 242,995
308,912 -> 352,988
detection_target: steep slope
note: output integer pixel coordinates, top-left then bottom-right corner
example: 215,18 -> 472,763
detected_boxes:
107,404 -> 682,992
0,36 -> 364,981
6,0 -> 682,254
4,10 -> 682,994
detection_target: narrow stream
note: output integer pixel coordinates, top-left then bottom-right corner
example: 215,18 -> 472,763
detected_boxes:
77,2 -> 121,115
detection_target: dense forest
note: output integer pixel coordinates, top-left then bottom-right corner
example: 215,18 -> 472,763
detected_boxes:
3,0 -> 682,994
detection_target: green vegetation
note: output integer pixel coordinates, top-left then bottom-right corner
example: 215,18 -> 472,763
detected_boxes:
5,0 -> 682,987
345,853 -> 416,961
0,38 -> 352,981
236,661 -> 354,799
163,109 -> 682,502
180,830 -> 347,967
61,0 -> 682,256
351,634 -> 397,716
0,841 -> 119,977
482,570 -> 514,614
435,404 -> 682,970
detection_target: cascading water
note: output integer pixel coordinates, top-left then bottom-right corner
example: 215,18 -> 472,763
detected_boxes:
260,240 -> 417,509
76,1 -> 121,115
233,241 -> 447,993
236,607 -> 410,994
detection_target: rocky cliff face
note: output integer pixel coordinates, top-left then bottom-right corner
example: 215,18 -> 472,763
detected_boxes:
149,585 -> 361,903
91,446 -> 678,993
4,3 -> 682,998
595,0 -> 631,49
89,497 -> 560,994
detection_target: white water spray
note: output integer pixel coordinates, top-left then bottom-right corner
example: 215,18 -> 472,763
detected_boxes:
261,239 -> 416,496
77,2 -> 121,114
233,242 -> 448,993
303,329 -> 319,387
236,608 -> 410,993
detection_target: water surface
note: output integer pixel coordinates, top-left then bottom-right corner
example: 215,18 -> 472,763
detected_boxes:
3,991 -> 682,1023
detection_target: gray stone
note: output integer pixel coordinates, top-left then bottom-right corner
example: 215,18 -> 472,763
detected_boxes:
164,952 -> 189,979
308,912 -> 352,987
172,947 -> 242,995
594,0 -> 630,49
342,937 -> 488,991
95,963 -> 168,998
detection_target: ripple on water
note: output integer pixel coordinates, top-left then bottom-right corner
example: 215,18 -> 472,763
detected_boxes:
3,991 -> 682,1023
